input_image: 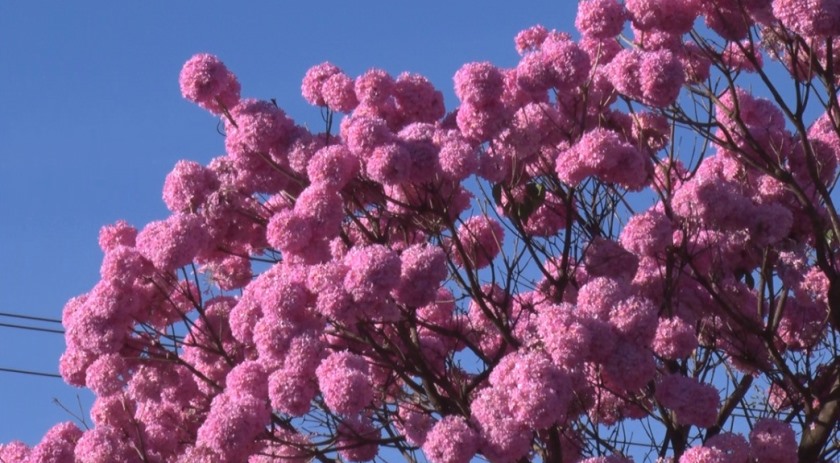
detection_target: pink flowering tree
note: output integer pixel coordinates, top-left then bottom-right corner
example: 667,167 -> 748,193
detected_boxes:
6,1 -> 840,462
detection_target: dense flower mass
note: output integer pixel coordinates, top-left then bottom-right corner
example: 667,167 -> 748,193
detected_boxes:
178,53 -> 240,114
13,3 -> 840,462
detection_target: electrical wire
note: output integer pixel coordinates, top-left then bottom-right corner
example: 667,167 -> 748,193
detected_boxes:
0,310 -> 65,378
0,309 -> 64,335
0,322 -> 64,334
0,311 -> 62,324
0,367 -> 61,379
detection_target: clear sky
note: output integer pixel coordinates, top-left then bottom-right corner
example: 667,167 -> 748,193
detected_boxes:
0,0 -> 579,445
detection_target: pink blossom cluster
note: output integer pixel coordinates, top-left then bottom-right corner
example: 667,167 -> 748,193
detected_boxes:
179,53 -> 240,114
556,127 -> 651,190
654,374 -> 720,427
15,3 -> 840,460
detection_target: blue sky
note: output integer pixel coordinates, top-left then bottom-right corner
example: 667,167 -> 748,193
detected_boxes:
0,1 -> 578,446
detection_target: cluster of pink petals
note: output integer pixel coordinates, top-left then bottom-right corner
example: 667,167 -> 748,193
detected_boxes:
27,3 -> 840,457
749,419 -> 798,463
422,416 -> 479,463
655,374 -> 720,427
179,53 -> 240,114
452,215 -> 505,269
556,127 -> 650,190
316,350 -> 373,415
772,0 -> 840,37
135,213 -> 209,271
605,48 -> 685,108
576,0 -> 628,38
627,0 -> 700,33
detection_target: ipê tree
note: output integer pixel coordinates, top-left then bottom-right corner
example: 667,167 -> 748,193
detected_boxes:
4,1 -> 840,462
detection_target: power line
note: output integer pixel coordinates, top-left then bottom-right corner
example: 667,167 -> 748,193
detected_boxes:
0,310 -> 64,335
0,367 -> 61,379
0,322 -> 64,335
0,311 -> 65,380
0,311 -> 62,324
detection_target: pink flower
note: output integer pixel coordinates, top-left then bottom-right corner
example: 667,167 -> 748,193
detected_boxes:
626,0 -> 700,33
99,245 -> 152,288
680,446 -> 730,463
85,353 -> 128,396
437,132 -> 478,180
578,457 -> 634,463
706,433 -> 751,463
681,42 -> 712,83
74,426 -> 140,463
162,160 -> 218,213
394,72 -> 446,124
514,25 -> 549,54
557,127 -> 649,189
355,68 -> 395,104
366,143 -> 413,184
341,115 -> 395,155
652,317 -> 698,359
516,50 -> 555,93
609,295 -> 659,346
454,62 -> 505,105
702,1 -> 753,40
393,244 -> 448,307
58,347 -> 94,387
505,102 -> 565,161
749,418 -> 798,463
27,422 -> 83,463
606,48 -> 684,107
336,416 -> 379,462
489,350 -> 573,429
619,209 -> 673,257
422,416 -> 479,463
576,0 -> 628,38
396,403 -> 433,446
98,220 -> 137,252
397,122 -> 440,182
269,367 -> 317,416
225,360 -> 268,402
655,375 -> 720,427
306,145 -> 360,191
722,40 -> 763,73
456,101 -> 510,143
584,237 -> 639,281
773,0 -> 840,37
601,340 -> 656,392
294,184 -> 345,240
307,262 -> 356,322
195,393 -> 270,461
266,209 -> 312,254
453,216 -> 504,269
577,276 -> 632,320
343,244 -> 401,303
605,49 -> 644,100
201,253 -> 252,291
0,441 -> 29,462
301,62 -> 342,106
179,53 -> 240,115
322,72 -> 358,112
224,99 -> 295,163
542,33 -> 591,90
470,387 -> 533,463
639,49 -> 684,107
135,213 -> 209,271
536,302 -> 591,368
315,351 -> 373,415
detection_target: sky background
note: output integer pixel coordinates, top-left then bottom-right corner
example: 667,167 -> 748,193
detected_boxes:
0,1 -> 579,446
